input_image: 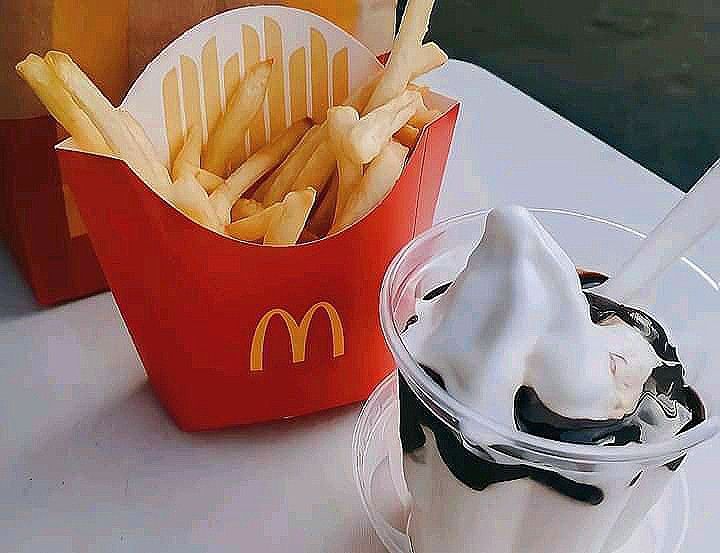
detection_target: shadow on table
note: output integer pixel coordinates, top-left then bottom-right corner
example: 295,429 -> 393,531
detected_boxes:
4,377 -> 390,552
0,245 -> 38,321
7,380 -> 364,509
15,381 -> 360,473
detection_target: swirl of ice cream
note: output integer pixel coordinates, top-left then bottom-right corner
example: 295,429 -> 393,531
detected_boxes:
403,205 -> 663,426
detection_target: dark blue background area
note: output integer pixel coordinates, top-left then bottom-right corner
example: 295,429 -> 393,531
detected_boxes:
399,0 -> 720,191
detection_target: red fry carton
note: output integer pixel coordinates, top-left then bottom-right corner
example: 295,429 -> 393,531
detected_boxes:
56,6 -> 459,431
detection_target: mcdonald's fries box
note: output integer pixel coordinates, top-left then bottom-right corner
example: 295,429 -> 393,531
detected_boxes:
55,6 -> 459,431
0,2 -> 395,306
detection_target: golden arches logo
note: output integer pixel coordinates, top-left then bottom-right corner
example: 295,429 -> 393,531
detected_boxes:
250,302 -> 345,372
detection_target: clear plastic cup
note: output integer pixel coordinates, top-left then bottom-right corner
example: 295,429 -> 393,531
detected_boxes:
379,208 -> 720,553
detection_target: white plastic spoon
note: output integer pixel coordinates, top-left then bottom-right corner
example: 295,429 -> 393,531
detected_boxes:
601,158 -> 720,303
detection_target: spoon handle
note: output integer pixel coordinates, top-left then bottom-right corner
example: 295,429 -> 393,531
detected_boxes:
602,158 -> 720,303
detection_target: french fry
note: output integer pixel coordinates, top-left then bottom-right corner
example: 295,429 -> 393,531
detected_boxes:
344,43 -> 443,118
343,90 -> 421,165
170,175 -> 222,232
119,109 -> 172,189
412,89 -> 429,111
345,73 -> 382,113
171,125 -> 202,181
259,68 -> 406,208
43,51 -> 113,110
226,118 -> 311,198
306,171 -> 339,238
15,54 -> 111,154
332,141 -> 408,233
264,204 -> 284,242
260,124 -> 325,206
154,163 -> 173,190
342,41 -> 443,118
405,83 -> 434,127
172,158 -> 197,183
209,118 -> 312,224
264,188 -> 316,246
410,42 -> 448,80
409,107 -> 441,129
120,109 -> 173,189
195,168 -> 225,193
203,59 -> 273,176
366,0 -> 435,112
225,202 -> 283,242
208,191 -> 231,227
327,106 -> 362,220
290,140 -> 336,195
172,160 -> 225,192
227,139 -> 251,174
119,109 -> 160,159
406,83 -> 430,95
230,198 -> 263,221
44,51 -> 170,194
394,125 -> 419,148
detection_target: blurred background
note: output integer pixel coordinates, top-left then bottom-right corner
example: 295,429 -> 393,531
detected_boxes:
399,0 -> 720,191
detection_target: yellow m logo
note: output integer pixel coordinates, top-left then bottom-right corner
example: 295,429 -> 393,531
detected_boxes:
250,302 -> 345,372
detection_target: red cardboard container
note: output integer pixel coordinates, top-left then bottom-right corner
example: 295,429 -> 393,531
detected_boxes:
56,6 -> 458,430
0,117 -> 108,305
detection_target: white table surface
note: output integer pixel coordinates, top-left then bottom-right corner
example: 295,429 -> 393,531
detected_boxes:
2,60 -> 718,552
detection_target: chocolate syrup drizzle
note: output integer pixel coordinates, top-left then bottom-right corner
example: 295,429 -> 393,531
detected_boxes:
399,273 -> 706,505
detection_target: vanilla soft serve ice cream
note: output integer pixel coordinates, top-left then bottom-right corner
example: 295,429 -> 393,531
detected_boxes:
404,205 -> 663,424
398,206 -> 704,553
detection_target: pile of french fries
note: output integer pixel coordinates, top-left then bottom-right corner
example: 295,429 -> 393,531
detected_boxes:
16,0 -> 445,246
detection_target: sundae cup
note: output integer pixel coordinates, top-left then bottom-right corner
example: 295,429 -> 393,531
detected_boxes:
379,207 -> 720,553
